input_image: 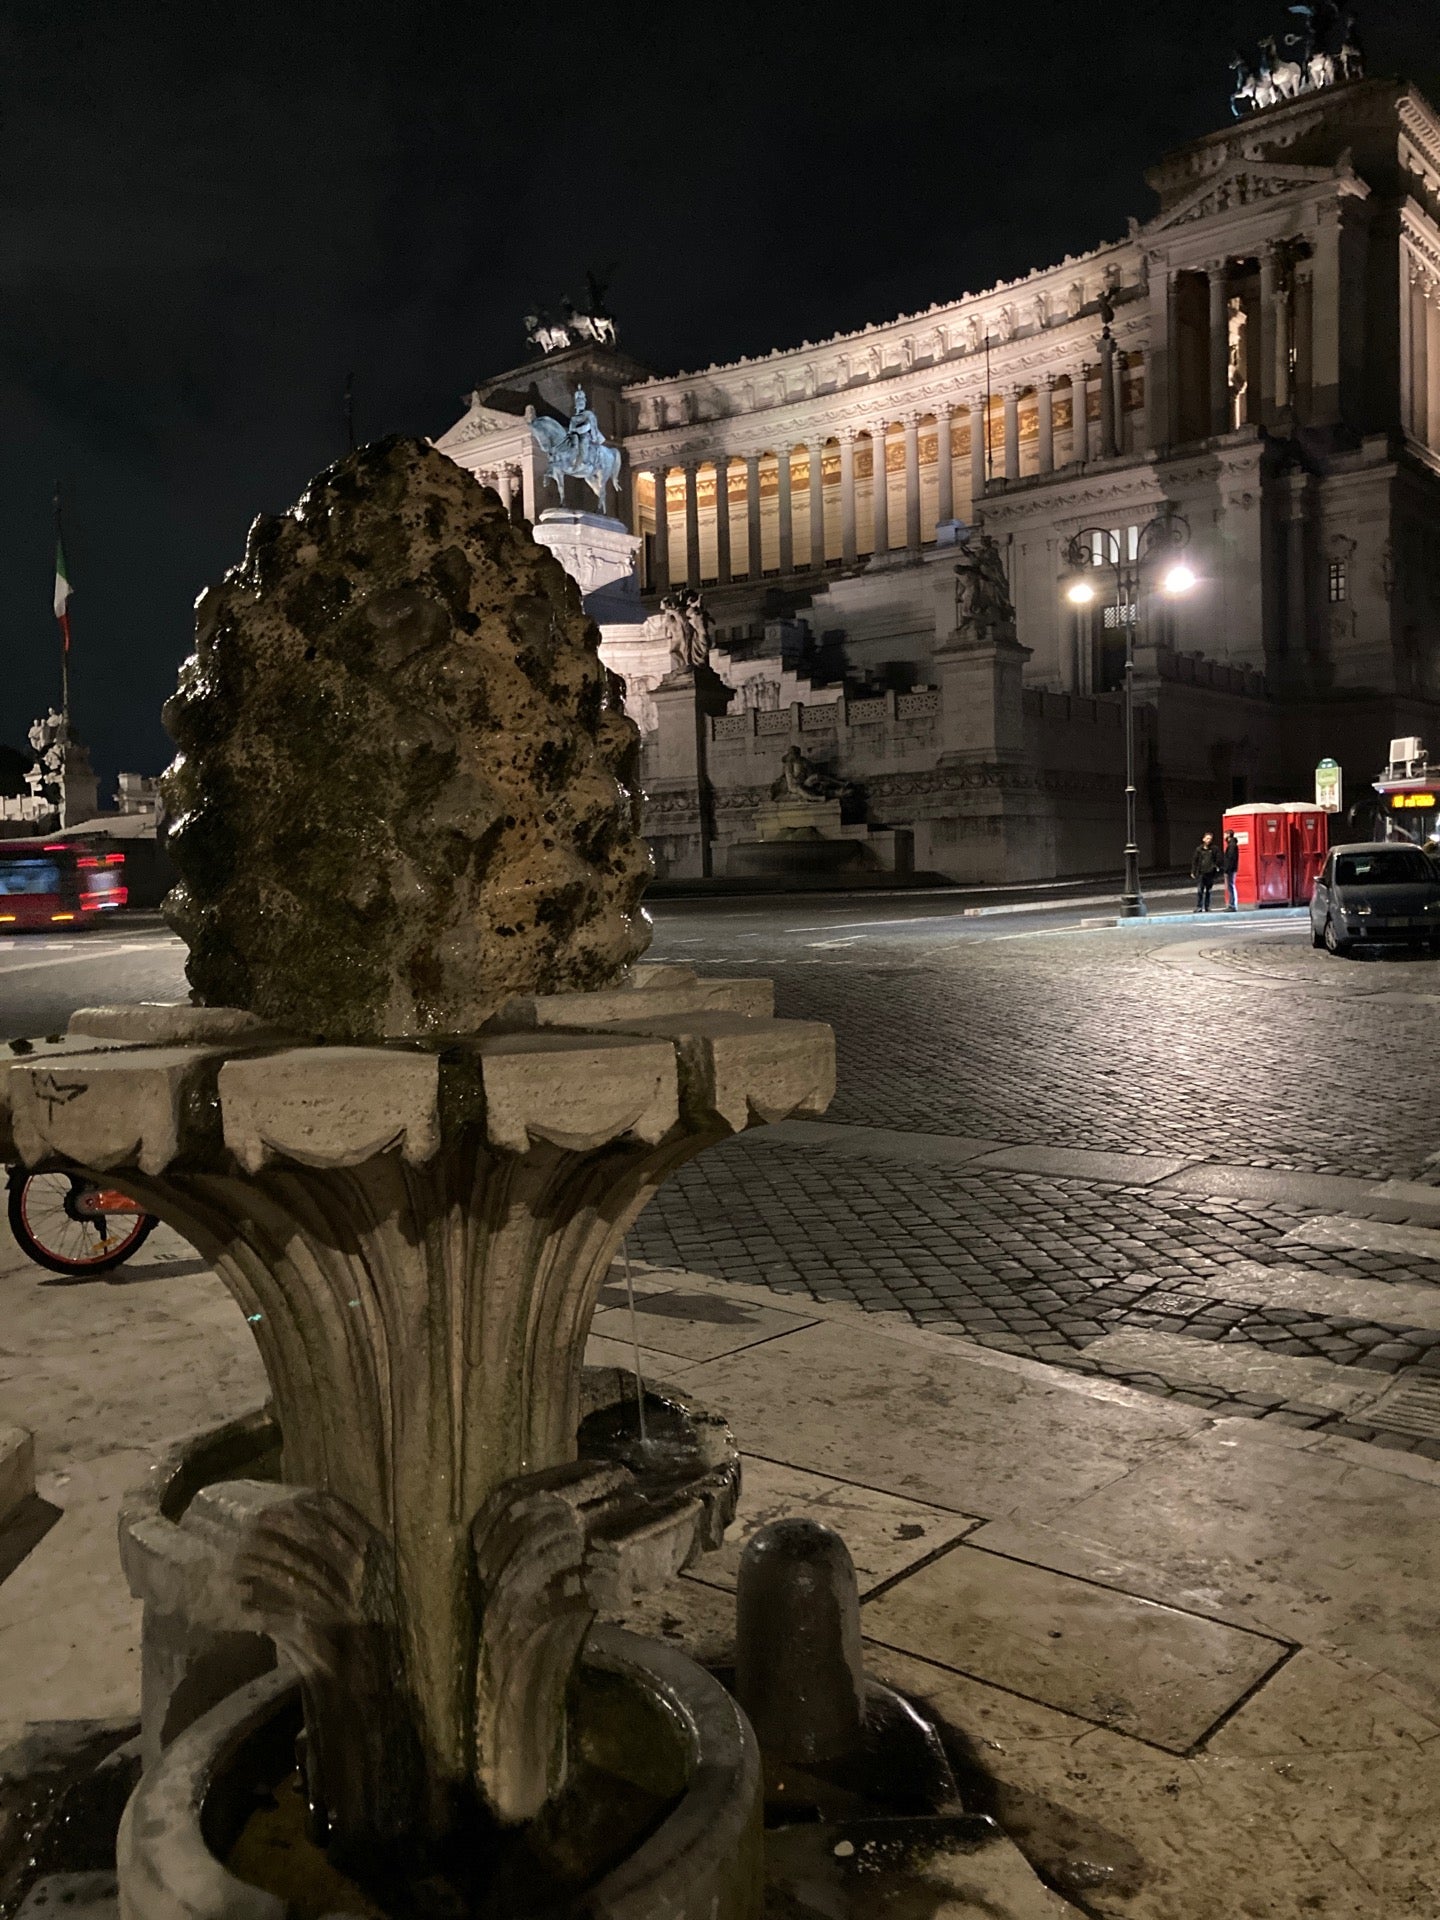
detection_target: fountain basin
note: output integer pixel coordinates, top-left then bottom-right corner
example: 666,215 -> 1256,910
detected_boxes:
117,1624 -> 762,1920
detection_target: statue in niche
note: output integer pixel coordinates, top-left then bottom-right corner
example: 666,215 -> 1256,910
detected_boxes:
802,365 -> 817,398
660,588 -> 712,670
866,345 -> 882,379
1227,297 -> 1249,429
964,316 -> 982,352
771,743 -> 847,803
953,531 -> 1016,642
1031,292 -> 1049,330
836,354 -> 851,385
900,338 -> 914,370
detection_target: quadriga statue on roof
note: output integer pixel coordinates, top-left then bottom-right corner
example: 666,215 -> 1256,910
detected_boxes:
162,436 -> 652,1042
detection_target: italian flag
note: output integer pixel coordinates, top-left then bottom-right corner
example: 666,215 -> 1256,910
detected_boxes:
54,534 -> 72,654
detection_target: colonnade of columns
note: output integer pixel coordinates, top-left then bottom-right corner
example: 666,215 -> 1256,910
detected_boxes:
641,360 -> 1136,590
477,461 -> 534,522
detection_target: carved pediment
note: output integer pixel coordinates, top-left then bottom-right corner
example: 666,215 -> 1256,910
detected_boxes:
1146,160 -> 1347,233
433,400 -> 525,453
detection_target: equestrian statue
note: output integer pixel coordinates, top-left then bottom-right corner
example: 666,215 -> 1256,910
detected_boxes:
526,386 -> 623,516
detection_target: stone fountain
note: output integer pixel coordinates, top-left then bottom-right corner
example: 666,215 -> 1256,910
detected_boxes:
0,439 -> 834,1918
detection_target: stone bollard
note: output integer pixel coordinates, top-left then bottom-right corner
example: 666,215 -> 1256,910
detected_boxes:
734,1517 -> 865,1764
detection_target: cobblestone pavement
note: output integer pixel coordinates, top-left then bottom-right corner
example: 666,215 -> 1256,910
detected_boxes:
637,906 -> 1440,1450
705,930 -> 1440,1178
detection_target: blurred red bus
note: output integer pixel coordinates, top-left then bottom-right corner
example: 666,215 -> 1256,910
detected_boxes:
0,838 -> 127,929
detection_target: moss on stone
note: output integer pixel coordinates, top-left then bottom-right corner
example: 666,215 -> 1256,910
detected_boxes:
162,436 -> 652,1040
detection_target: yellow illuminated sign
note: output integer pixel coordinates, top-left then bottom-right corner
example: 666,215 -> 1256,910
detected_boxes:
1392,793 -> 1437,808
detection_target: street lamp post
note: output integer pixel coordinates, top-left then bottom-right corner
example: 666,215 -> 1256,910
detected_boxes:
1063,508 -> 1194,917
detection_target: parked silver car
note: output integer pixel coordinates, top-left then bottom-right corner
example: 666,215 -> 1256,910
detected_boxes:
1310,842 -> 1440,955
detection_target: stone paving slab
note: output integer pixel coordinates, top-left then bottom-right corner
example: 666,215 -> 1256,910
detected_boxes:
1155,1160 -> 1440,1219
985,1423 -> 1440,1722
1168,1257 -> 1440,1330
686,1453 -> 976,1598
755,1117 -> 1001,1165
697,1318 -> 1205,1523
865,1645 -> 1440,1920
589,1290 -> 817,1362
968,1145 -> 1192,1184
1080,1328 -> 1385,1413
583,1333 -> 702,1379
598,1275 -> 1440,1918
862,1541 -> 1287,1753
1280,1211 -> 1440,1261
0,1425 -> 34,1527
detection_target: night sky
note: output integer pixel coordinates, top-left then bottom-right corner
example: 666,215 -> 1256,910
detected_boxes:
2,1 -> 1437,792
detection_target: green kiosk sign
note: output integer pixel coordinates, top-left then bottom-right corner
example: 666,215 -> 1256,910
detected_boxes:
1315,758 -> 1342,813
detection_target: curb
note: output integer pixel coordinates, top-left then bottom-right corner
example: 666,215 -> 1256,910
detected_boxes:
1110,907 -> 1309,929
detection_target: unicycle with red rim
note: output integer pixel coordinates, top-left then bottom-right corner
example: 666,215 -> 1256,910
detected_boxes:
6,1167 -> 158,1277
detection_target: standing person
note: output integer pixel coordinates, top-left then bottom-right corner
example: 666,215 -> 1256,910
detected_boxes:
1223,830 -> 1241,911
1192,831 -> 1222,912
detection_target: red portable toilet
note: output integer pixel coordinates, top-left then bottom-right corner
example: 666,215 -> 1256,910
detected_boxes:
1222,804 -> 1290,906
1287,806 -> 1330,904
1221,802 -> 1331,908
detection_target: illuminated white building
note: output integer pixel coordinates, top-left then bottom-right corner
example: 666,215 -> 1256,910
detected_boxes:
439,71 -> 1440,881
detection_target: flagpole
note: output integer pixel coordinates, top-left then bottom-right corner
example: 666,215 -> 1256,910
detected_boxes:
53,484 -> 71,729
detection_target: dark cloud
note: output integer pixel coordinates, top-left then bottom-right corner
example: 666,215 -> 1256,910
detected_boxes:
1,0 -> 1435,785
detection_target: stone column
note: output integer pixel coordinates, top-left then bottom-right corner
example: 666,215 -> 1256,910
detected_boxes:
1208,262 -> 1230,435
1071,367 -> 1090,462
777,448 -> 794,574
839,431 -> 858,566
1003,389 -> 1020,480
1276,264 -> 1294,415
1112,351 -> 1128,453
1311,206 -> 1343,427
1259,247 -> 1279,424
1145,259 -> 1172,450
521,449 -> 538,522
1413,279 -> 1430,447
651,466 -> 670,594
1428,290 -> 1440,451
936,407 -> 954,524
1099,334 -> 1118,458
871,426 -> 889,556
903,415 -> 922,552
746,454 -> 763,577
714,458 -> 732,585
1036,379 -> 1054,474
969,400 -> 986,508
810,443 -> 827,571
683,463 -> 701,587
1283,467 -> 1309,673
